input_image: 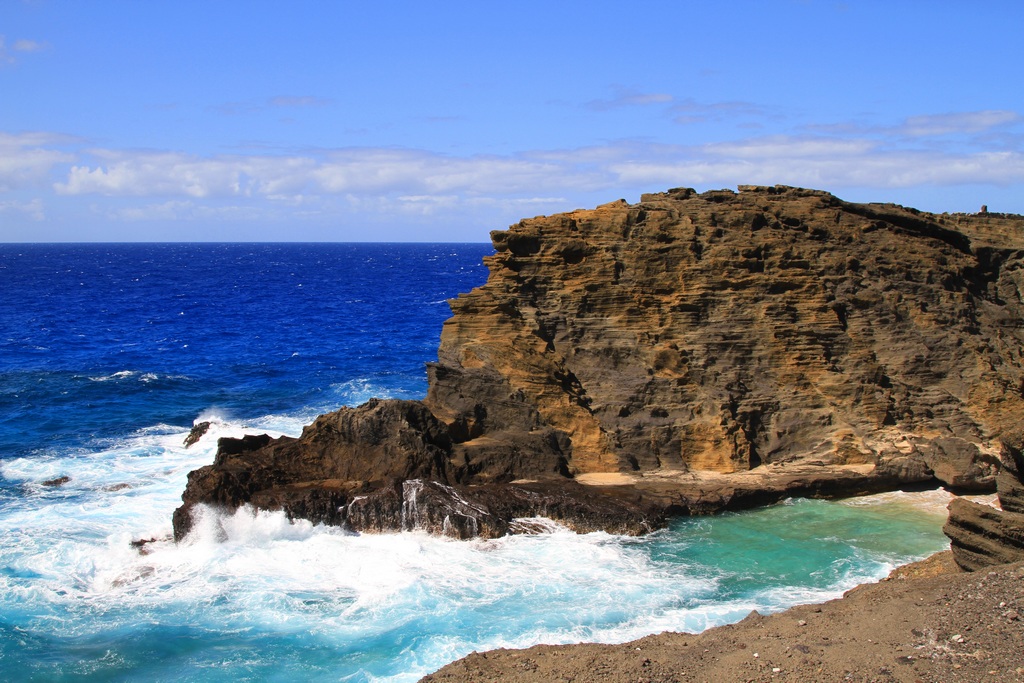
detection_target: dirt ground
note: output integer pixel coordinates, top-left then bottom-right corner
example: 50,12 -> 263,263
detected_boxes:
421,553 -> 1024,683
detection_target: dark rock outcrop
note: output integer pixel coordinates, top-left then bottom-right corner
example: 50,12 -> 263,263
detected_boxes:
173,186 -> 1024,540
183,421 -> 211,448
172,398 -> 659,540
944,436 -> 1024,570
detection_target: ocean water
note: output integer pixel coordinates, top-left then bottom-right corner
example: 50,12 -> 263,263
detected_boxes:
0,243 -> 953,682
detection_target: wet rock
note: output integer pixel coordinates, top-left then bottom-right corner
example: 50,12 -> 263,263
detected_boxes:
173,399 -> 454,540
41,476 -> 70,487
129,537 -> 160,555
176,476 -> 660,541
183,421 -> 211,448
343,479 -> 661,539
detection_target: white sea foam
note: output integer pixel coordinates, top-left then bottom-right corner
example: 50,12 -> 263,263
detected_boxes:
88,370 -> 137,382
326,377 -> 427,408
83,370 -> 191,384
0,419 -> 955,682
837,487 -> 1002,517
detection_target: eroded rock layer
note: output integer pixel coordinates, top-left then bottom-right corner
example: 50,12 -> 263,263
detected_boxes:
174,186 -> 1024,540
944,435 -> 1024,570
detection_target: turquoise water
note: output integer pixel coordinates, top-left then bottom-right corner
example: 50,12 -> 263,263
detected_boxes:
655,494 -> 950,615
0,244 -> 953,681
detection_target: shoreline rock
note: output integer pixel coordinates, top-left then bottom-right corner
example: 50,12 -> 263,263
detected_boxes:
183,421 -> 211,448
173,186 -> 1024,540
944,435 -> 1024,570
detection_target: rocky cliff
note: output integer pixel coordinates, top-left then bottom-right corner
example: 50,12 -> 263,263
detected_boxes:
173,185 -> 1024,540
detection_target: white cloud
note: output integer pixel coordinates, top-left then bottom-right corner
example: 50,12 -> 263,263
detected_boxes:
54,148 -> 585,199
107,199 -> 283,223
0,198 -> 45,221
901,110 -> 1021,136
0,132 -> 76,191
0,116 -> 1014,235
101,191 -> 573,226
806,109 -> 1023,139
0,36 -> 48,65
706,136 -> 876,159
213,95 -> 333,115
12,39 -> 47,53
586,87 -> 674,112
0,131 -> 75,147
55,151 -> 319,197
392,194 -> 569,217
669,98 -> 768,124
44,135 -> 1024,209
108,200 -> 197,221
585,91 -> 771,124
267,96 -> 332,108
316,150 -> 581,195
607,138 -> 1024,189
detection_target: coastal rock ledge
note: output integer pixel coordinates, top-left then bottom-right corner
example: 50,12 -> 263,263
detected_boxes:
173,185 -> 1024,541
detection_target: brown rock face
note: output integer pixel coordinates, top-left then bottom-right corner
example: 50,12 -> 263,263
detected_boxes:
944,438 -> 1024,570
428,186 -> 1024,482
173,185 -> 1024,540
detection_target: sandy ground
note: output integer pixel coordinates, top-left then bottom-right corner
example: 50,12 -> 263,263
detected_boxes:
421,553 -> 1024,683
573,463 -> 878,488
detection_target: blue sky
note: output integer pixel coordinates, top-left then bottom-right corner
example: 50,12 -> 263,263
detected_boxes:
2,1 -> 1023,242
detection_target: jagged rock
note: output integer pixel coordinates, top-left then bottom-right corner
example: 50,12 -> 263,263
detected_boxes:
342,479 -> 661,539
129,537 -> 160,555
174,186 -> 1024,540
177,475 -> 660,541
995,431 -> 1024,514
173,399 -> 454,539
944,498 -> 1024,571
183,421 -> 211,448
945,438 -> 1024,570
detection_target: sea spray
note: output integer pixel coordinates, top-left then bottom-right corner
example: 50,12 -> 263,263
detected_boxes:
0,415 -> 954,682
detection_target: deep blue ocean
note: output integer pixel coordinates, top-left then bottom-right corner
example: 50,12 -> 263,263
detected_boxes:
0,243 -> 952,682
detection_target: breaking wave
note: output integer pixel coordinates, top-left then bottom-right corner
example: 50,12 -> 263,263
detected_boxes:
0,414 -> 952,682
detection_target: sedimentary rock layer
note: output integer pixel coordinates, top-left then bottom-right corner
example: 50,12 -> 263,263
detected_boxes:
944,436 -> 1024,570
173,186 -> 1024,539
